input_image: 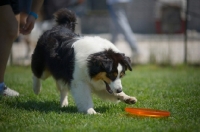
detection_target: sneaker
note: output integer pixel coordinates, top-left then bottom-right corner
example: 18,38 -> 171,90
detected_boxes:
0,85 -> 19,97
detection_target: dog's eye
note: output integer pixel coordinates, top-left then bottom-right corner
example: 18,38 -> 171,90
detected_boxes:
120,72 -> 125,78
107,72 -> 117,80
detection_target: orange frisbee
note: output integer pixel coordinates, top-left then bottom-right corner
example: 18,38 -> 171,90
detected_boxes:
125,107 -> 170,117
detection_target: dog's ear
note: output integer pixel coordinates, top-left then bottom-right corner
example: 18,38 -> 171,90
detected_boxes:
90,54 -> 113,73
101,57 -> 113,73
121,54 -> 132,71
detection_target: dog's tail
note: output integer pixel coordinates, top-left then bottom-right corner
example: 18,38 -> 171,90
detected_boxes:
54,8 -> 76,32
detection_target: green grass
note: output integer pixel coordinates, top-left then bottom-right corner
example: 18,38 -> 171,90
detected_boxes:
0,65 -> 200,132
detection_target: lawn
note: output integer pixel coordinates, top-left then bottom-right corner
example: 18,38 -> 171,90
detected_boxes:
0,65 -> 200,132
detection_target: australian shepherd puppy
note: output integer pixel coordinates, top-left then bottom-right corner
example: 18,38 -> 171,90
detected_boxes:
31,8 -> 137,114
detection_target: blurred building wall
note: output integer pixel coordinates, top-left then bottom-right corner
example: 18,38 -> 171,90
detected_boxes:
188,0 -> 200,32
81,0 -> 200,34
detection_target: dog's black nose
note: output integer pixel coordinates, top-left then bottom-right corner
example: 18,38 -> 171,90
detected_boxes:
116,88 -> 122,93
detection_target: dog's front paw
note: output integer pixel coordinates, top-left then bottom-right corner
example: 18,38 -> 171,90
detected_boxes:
115,92 -> 137,104
87,108 -> 97,114
124,97 -> 137,104
60,99 -> 68,108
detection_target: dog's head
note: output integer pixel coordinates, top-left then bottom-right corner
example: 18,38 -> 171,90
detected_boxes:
87,49 -> 132,94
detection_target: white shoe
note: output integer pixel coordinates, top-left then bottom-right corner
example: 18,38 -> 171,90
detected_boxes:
0,85 -> 19,97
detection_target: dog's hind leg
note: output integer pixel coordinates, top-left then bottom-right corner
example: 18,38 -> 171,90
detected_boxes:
32,70 -> 51,95
56,80 -> 69,107
32,75 -> 41,94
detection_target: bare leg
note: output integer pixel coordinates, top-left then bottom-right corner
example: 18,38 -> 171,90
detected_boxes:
0,5 -> 19,82
0,5 -> 20,96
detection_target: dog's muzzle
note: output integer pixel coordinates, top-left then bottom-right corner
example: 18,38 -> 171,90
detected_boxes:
104,81 -> 113,94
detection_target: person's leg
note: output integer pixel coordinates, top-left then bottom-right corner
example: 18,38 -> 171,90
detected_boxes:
0,5 -> 20,96
107,4 -> 119,44
110,20 -> 119,44
109,3 -> 139,53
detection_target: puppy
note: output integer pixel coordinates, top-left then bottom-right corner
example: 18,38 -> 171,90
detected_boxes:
31,8 -> 137,114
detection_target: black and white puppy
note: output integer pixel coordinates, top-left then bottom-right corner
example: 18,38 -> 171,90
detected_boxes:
31,8 -> 137,114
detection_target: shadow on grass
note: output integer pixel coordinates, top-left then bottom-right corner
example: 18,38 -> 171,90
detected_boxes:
5,98 -> 109,114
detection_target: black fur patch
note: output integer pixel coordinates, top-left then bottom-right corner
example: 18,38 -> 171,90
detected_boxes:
54,8 -> 76,32
31,9 -> 80,84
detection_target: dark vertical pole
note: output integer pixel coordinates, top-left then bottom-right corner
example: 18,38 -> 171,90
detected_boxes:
184,0 -> 189,64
